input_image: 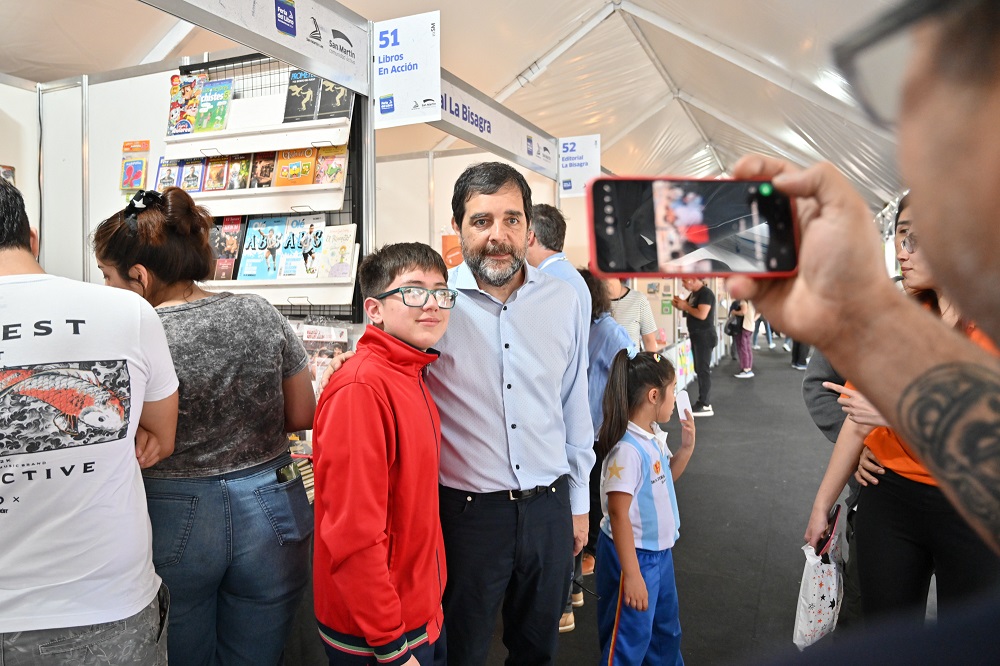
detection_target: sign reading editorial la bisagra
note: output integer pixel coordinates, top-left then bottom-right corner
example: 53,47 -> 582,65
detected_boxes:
440,93 -> 492,134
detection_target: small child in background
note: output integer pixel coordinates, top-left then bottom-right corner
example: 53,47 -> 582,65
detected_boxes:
596,347 -> 696,665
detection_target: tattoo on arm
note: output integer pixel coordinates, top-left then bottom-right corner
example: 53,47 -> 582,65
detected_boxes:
897,363 -> 1000,550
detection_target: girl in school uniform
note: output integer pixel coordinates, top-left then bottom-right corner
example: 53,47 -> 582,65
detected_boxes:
596,347 -> 696,665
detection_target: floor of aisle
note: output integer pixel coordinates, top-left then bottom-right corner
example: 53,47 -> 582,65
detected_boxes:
485,346 -> 832,665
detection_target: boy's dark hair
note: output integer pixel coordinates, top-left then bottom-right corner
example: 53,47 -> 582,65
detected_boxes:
93,187 -> 214,294
531,203 -> 566,252
358,242 -> 449,299
597,350 -> 676,457
578,268 -> 610,323
451,162 -> 532,229
0,178 -> 32,251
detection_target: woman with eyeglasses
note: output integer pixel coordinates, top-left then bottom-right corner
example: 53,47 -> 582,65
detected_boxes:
93,187 -> 316,665
804,195 -> 1000,627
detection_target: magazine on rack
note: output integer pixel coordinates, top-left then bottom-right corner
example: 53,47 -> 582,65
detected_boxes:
277,214 -> 326,279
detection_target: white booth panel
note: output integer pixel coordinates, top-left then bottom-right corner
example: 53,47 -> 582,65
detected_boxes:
0,78 -> 40,231
557,195 -> 589,268
375,158 -> 431,246
40,86 -> 84,280
87,70 -> 175,283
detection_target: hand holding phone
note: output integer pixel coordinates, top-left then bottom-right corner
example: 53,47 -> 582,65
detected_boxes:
589,176 -> 798,278
675,389 -> 692,421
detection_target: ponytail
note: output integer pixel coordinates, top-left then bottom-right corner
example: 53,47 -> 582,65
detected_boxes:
597,348 -> 677,457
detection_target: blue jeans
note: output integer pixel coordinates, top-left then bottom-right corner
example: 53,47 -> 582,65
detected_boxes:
752,317 -> 773,347
143,453 -> 313,666
0,584 -> 168,665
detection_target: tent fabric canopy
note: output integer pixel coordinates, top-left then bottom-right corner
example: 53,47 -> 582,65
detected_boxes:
0,0 -> 902,209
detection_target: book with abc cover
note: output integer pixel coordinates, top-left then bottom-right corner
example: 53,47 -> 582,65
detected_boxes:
238,217 -> 286,281
277,214 -> 326,279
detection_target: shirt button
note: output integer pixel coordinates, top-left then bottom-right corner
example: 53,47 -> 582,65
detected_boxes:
515,464 -> 520,470
506,384 -> 511,389
502,305 -> 508,311
511,424 -> 517,429
504,343 -> 510,349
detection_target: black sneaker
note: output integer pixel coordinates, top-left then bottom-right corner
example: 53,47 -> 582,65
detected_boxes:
691,402 -> 714,417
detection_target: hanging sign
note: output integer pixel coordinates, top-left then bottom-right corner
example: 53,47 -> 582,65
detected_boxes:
373,11 -> 441,129
431,70 -> 558,180
139,0 -> 370,95
558,134 -> 601,198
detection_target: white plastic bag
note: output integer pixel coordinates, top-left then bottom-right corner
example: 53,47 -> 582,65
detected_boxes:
792,504 -> 844,650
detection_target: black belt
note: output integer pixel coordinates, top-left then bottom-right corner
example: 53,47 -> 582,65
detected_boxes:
459,474 -> 567,501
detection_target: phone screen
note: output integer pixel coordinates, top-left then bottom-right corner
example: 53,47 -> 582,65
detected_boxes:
589,177 -> 797,277
675,389 -> 692,421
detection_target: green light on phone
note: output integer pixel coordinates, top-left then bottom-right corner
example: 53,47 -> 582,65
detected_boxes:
759,183 -> 774,197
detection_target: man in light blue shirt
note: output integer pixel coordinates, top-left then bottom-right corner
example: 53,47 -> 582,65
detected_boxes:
427,162 -> 594,664
527,203 -> 591,338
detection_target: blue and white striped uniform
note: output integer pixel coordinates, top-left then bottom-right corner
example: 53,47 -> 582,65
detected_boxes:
600,422 -> 680,550
597,421 -> 684,665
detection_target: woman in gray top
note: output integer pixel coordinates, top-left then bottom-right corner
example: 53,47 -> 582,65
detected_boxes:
94,187 -> 316,666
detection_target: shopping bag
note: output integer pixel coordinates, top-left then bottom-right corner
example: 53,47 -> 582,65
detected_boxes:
724,313 -> 743,336
792,505 -> 844,650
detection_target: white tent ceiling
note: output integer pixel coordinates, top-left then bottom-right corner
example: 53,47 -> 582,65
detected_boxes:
0,0 -> 902,209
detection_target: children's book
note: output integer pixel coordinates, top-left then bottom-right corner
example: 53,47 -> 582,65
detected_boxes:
227,154 -> 251,189
167,73 -> 208,136
277,214 -> 326,279
316,80 -> 354,120
120,158 -> 147,190
283,70 -> 321,122
274,148 -> 317,187
237,217 -> 286,281
202,156 -> 229,191
313,145 -> 348,185
313,224 -> 358,281
154,157 -> 183,191
194,78 -> 234,132
180,159 -> 205,192
213,215 -> 245,280
249,152 -> 276,188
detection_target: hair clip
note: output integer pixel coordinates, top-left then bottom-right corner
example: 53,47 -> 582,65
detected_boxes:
124,189 -> 164,230
626,345 -> 640,360
654,353 -> 662,363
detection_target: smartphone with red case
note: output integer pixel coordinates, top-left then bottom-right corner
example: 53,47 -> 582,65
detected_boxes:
588,175 -> 799,279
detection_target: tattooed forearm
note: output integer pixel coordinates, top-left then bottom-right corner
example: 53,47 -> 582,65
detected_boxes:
898,363 -> 1000,551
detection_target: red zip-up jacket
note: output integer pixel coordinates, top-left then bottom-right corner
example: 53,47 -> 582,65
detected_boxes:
313,325 -> 446,665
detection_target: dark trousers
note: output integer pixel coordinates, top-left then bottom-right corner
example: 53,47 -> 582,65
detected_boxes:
439,477 -> 574,666
689,331 -> 717,406
587,444 -> 606,553
792,341 -> 811,366
854,469 -> 1000,626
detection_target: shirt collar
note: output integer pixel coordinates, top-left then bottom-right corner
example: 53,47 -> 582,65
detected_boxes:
357,324 -> 440,375
626,420 -> 670,455
537,252 -> 567,271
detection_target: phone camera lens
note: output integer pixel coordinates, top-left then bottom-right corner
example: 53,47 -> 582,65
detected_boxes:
603,196 -> 612,203
605,225 -> 615,235
602,184 -> 611,193
605,215 -> 615,224
604,205 -> 614,214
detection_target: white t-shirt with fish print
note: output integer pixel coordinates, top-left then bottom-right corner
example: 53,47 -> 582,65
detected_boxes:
0,274 -> 178,632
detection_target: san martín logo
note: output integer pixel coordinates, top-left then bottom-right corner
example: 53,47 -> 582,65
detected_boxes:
329,27 -> 357,65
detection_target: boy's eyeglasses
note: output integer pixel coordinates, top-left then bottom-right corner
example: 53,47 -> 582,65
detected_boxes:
373,286 -> 458,309
832,0 -> 974,129
900,233 -> 919,253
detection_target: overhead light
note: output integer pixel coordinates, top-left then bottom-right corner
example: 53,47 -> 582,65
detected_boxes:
814,68 -> 858,107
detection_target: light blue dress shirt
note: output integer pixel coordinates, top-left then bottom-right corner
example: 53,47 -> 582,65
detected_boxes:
427,262 -> 596,513
538,252 -> 591,339
588,313 -> 632,433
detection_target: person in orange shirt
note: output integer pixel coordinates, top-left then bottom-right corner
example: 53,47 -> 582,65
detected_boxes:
804,196 -> 1000,626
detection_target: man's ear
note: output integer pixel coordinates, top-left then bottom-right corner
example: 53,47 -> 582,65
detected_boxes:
451,217 -> 461,235
363,297 -> 384,325
29,227 -> 40,258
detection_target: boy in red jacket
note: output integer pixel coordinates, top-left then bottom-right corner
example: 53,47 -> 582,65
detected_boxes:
313,243 -> 455,665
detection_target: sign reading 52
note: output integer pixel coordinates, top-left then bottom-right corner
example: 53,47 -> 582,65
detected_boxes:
378,29 -> 400,48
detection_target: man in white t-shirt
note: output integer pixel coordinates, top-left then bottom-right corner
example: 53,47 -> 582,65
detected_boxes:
0,179 -> 179,664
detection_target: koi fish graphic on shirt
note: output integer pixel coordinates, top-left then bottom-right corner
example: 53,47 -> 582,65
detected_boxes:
0,364 -> 128,437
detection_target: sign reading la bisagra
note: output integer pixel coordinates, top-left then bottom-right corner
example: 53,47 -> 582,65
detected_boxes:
441,94 -> 492,134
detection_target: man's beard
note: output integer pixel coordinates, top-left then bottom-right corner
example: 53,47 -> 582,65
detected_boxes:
461,236 -> 526,288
